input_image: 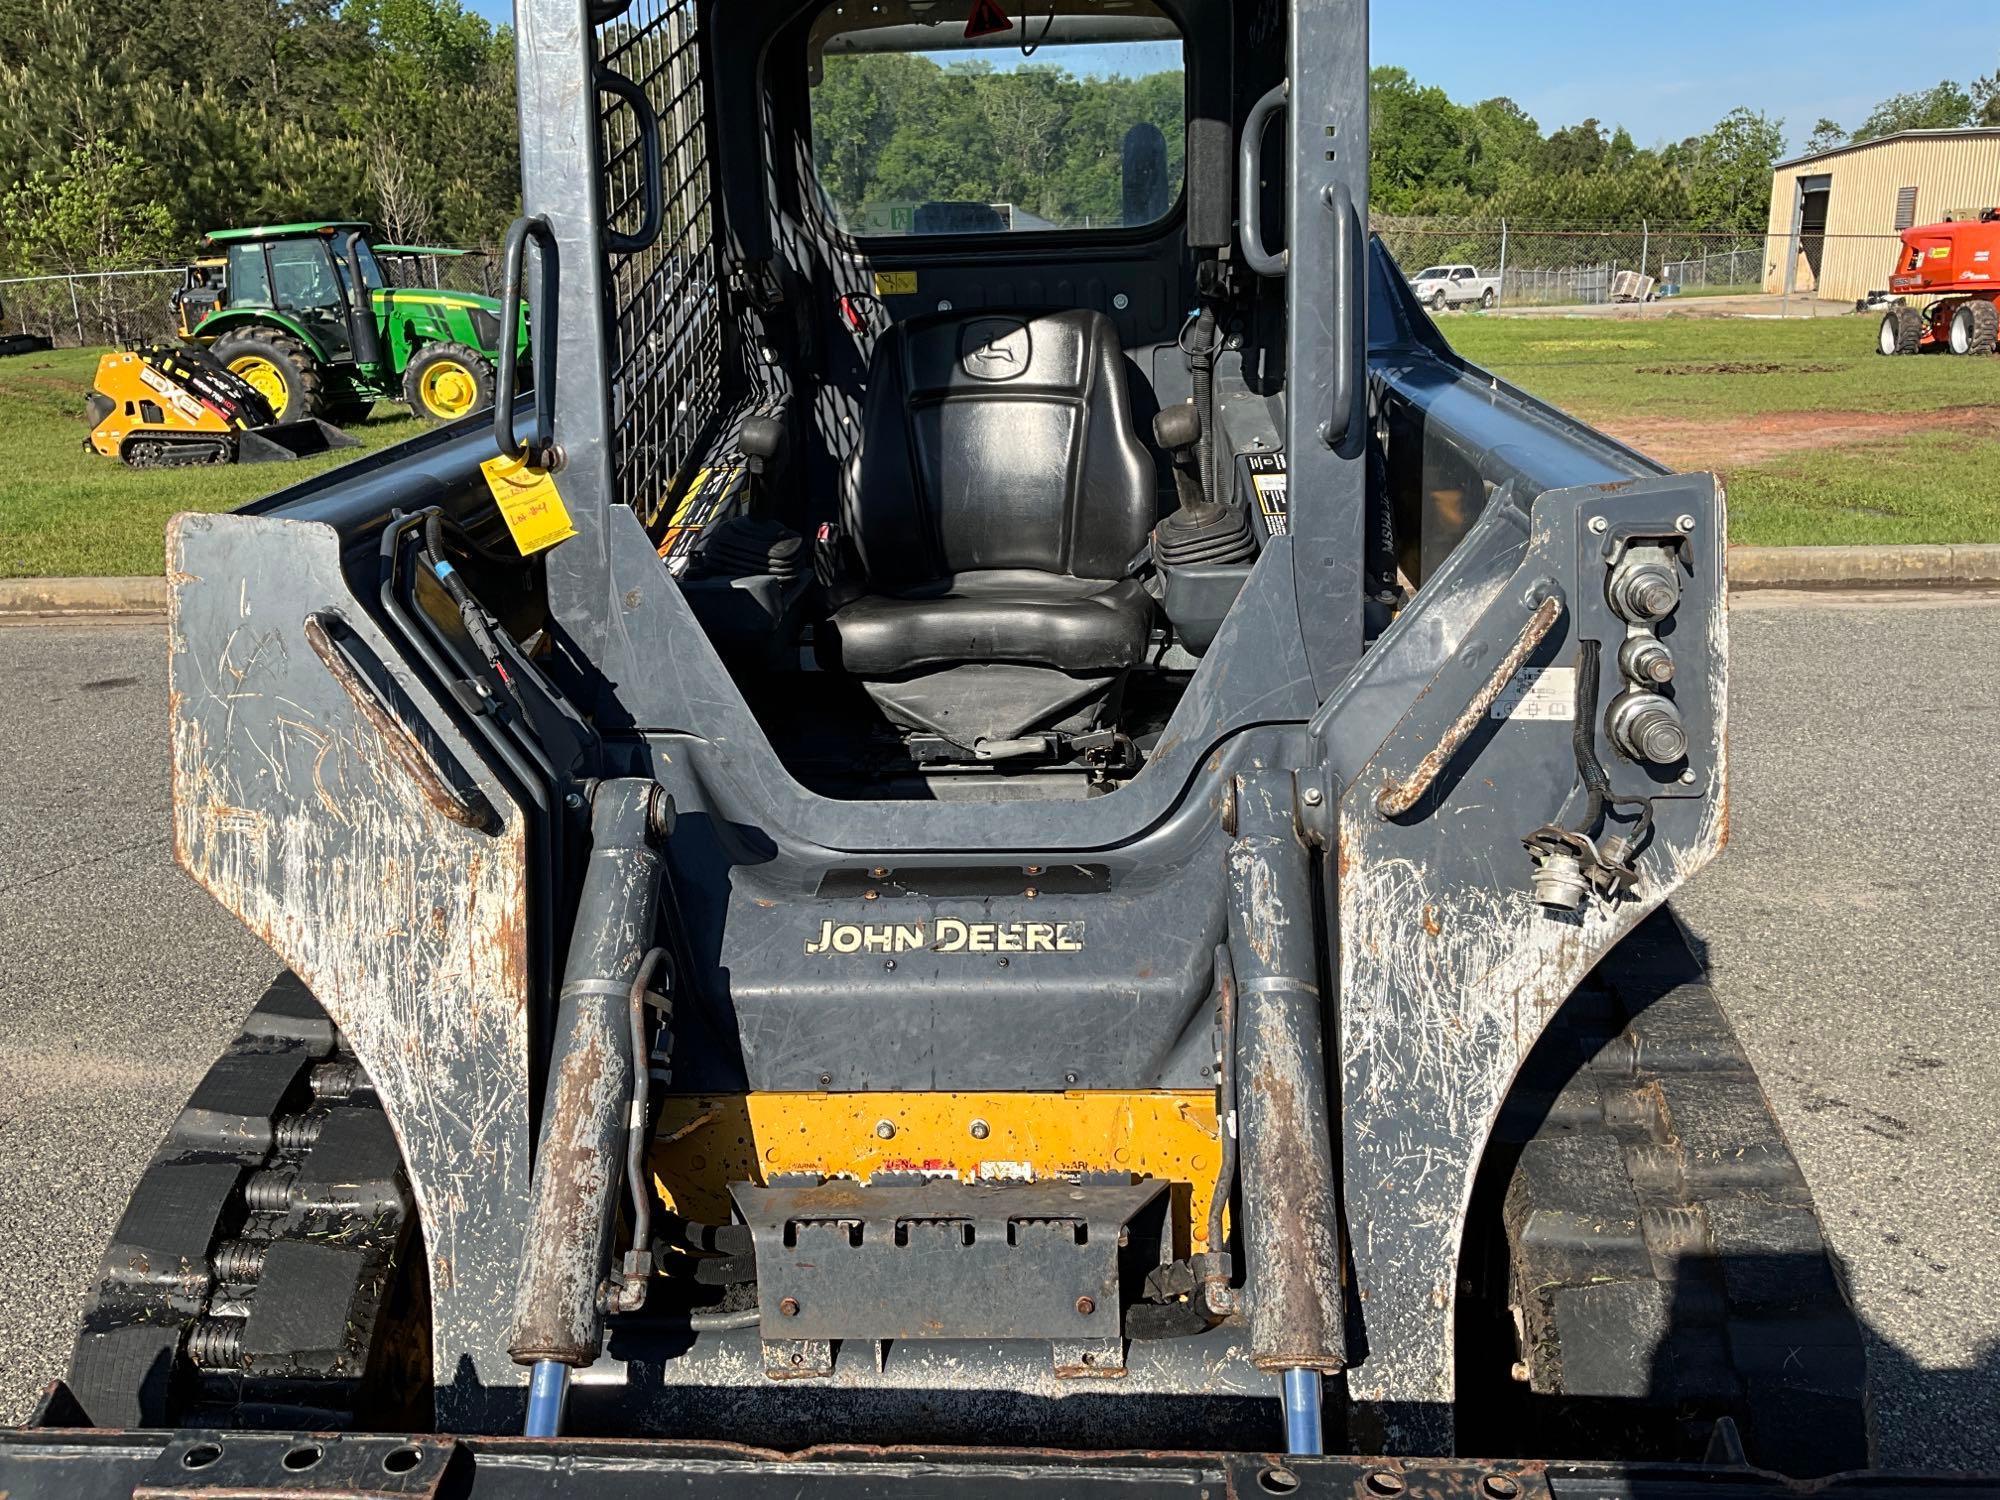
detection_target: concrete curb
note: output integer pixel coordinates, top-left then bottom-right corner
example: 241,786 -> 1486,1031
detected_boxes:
6,546 -> 2000,617
1726,544 -> 2000,590
0,576 -> 167,616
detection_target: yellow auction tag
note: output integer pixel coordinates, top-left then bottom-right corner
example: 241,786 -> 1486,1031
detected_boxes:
873,270 -> 918,296
479,452 -> 577,555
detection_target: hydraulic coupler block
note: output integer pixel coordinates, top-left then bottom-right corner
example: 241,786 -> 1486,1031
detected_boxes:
1607,689 -> 1689,765
1605,543 -> 1681,625
1225,770 -> 1346,1376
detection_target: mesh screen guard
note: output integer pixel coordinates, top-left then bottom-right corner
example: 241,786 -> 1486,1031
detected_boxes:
595,0 -> 724,518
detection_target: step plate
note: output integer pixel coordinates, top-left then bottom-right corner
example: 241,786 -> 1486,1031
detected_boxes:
731,1179 -> 1169,1342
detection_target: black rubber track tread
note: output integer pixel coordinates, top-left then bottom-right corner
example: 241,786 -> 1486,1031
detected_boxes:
63,974 -> 425,1432
1459,909 -> 1872,1478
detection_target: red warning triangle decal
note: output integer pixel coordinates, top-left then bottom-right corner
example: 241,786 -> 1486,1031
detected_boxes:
965,0 -> 1014,40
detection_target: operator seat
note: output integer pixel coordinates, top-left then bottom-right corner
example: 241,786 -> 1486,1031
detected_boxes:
823,308 -> 1156,751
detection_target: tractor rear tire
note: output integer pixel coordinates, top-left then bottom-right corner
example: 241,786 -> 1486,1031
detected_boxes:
214,329 -> 326,423
403,341 -> 496,422
62,974 -> 429,1432
1457,909 -> 1872,1478
1951,299 -> 2000,356
1878,305 -> 1923,355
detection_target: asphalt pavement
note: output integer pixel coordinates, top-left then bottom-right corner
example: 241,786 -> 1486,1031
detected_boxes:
0,601 -> 1995,1469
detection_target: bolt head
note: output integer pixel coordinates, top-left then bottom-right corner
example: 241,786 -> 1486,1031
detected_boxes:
779,1296 -> 800,1317
1680,768 -> 1697,784
1075,1296 -> 1096,1316
874,1120 -> 895,1140
1588,516 -> 1609,534
970,1119 -> 990,1140
1676,514 -> 1697,532
1064,1071 -> 1079,1086
1301,785 -> 1324,807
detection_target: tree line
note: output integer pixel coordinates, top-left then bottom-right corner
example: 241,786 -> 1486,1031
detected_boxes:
2,0 -> 1994,284
811,54 -> 1185,230
0,0 -> 519,278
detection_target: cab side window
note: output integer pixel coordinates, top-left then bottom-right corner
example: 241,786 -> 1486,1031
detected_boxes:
227,245 -> 271,306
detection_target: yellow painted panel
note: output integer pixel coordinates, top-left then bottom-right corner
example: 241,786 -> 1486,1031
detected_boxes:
653,1091 -> 1223,1253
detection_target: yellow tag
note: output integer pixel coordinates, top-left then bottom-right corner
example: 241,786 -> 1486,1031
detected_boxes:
480,453 -> 577,555
873,270 -> 918,296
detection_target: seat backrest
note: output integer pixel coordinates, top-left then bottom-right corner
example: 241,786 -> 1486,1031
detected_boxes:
843,309 -> 1153,587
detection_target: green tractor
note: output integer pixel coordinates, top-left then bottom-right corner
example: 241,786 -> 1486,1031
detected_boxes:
174,221 -> 529,425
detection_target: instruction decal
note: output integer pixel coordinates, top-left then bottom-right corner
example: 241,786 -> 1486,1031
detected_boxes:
1245,451 -> 1289,536
1492,666 -> 1576,721
480,453 -> 577,555
872,270 -> 918,296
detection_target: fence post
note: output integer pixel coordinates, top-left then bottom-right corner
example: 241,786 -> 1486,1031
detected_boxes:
1497,218 -> 1508,307
1641,220 -> 1649,280
69,278 -> 84,348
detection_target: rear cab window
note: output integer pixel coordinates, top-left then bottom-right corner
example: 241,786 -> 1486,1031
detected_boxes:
806,0 -> 1186,239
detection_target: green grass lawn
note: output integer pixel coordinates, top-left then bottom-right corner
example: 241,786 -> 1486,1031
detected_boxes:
1,347 -> 423,578
1445,315 -> 2000,546
5,322 -> 1998,575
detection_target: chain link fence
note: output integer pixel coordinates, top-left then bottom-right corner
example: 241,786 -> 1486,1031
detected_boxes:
1374,216 -> 1911,313
1,247 -> 504,351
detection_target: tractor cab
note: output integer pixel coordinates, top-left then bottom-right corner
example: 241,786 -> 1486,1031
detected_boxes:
182,221 -> 529,424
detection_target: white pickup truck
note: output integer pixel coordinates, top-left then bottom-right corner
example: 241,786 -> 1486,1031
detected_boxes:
1408,263 -> 1500,311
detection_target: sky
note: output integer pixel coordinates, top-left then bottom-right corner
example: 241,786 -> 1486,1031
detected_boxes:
464,1 -> 1997,155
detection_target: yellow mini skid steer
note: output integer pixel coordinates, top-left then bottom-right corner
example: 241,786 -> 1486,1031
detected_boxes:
83,344 -> 357,468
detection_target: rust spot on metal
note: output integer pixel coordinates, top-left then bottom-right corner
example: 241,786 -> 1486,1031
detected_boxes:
1375,594 -> 1564,819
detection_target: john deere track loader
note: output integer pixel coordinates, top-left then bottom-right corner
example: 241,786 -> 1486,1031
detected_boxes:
10,3 -> 1966,1496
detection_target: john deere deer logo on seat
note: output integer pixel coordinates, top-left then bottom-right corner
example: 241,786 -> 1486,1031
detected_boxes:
959,318 -> 1030,380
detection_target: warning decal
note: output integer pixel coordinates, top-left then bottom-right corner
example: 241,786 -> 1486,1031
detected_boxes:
965,0 -> 1013,38
655,464 -> 744,575
1245,451 -> 1288,537
1492,666 -> 1576,722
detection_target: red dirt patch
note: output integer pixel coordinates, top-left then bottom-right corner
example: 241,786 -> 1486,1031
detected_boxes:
1599,405 -> 2000,469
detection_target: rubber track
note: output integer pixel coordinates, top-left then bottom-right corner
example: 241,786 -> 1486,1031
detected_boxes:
64,975 -> 418,1430
1468,909 -> 1872,1476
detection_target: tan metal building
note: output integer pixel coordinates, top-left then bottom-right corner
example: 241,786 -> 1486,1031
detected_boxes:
1763,128 -> 2000,301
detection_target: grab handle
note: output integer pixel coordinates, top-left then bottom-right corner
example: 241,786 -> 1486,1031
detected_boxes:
1238,82 -> 1288,277
1319,181 -> 1361,450
597,68 -> 663,255
494,215 -> 557,465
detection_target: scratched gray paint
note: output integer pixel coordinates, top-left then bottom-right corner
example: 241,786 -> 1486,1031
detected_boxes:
1326,474 -> 1729,1451
168,511 -> 535,1416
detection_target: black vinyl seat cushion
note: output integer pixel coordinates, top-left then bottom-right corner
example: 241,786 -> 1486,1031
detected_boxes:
826,570 -> 1152,676
827,308 -> 1156,681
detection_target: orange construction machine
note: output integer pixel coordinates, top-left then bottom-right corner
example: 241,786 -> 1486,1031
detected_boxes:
1876,207 -> 2000,356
